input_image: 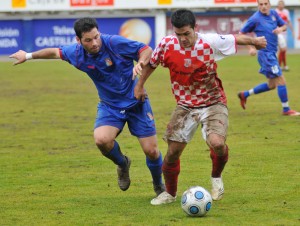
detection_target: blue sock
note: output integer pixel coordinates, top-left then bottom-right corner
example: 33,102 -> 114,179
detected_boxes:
244,90 -> 250,98
104,141 -> 127,168
277,85 -> 290,112
146,152 -> 163,185
253,83 -> 270,94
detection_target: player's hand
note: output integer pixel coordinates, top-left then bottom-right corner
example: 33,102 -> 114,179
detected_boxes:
249,47 -> 257,56
134,84 -> 147,102
272,27 -> 284,35
9,50 -> 27,65
132,61 -> 144,80
252,36 -> 267,50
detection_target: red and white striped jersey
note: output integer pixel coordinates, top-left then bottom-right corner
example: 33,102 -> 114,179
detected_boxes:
275,8 -> 291,23
150,33 -> 236,108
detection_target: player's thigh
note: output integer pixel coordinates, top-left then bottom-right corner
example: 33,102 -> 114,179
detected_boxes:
94,102 -> 126,128
127,99 -> 156,138
94,102 -> 125,141
258,51 -> 282,78
138,135 -> 160,158
163,105 -> 199,143
278,33 -> 287,49
94,126 -> 120,143
268,75 -> 286,88
201,104 -> 228,141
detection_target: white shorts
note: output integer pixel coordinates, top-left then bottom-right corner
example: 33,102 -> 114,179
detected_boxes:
278,33 -> 287,49
163,104 -> 228,143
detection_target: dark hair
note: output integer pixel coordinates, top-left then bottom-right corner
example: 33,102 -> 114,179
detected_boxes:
171,9 -> 196,29
74,17 -> 98,39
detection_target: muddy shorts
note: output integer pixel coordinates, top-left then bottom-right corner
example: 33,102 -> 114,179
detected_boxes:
163,104 -> 228,143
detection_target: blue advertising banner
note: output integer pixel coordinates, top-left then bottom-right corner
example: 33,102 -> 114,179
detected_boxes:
0,20 -> 23,55
0,17 -> 155,55
32,19 -> 77,50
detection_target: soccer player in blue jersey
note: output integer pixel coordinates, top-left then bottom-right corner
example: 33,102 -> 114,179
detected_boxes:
9,17 -> 166,201
238,0 -> 300,116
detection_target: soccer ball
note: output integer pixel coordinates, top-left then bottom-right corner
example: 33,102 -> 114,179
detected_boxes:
181,186 -> 212,217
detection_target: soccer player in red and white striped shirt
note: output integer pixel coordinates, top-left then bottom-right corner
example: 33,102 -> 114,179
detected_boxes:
276,0 -> 294,71
134,9 -> 266,205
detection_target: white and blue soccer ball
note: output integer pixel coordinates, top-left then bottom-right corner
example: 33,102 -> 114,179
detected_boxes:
181,186 -> 212,217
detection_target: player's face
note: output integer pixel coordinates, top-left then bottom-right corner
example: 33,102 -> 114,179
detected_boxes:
257,0 -> 271,15
77,27 -> 101,54
173,25 -> 196,48
277,1 -> 284,10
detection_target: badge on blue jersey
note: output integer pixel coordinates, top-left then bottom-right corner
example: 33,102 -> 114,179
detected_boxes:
105,58 -> 113,66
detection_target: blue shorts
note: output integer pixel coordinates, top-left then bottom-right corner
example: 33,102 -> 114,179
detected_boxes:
258,51 -> 282,79
94,99 -> 156,138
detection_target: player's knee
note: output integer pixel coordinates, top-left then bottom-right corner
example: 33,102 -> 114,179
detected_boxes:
143,146 -> 160,159
165,149 -> 182,162
210,142 -> 226,156
94,135 -> 113,150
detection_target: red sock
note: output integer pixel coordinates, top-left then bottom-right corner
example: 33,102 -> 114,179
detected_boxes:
162,159 -> 180,197
210,145 -> 229,178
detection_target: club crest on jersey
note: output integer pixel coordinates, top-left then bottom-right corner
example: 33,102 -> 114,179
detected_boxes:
272,15 -> 276,21
184,58 -> 192,68
105,58 -> 113,66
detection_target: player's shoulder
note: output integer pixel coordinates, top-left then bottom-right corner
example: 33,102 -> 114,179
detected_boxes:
270,9 -> 279,16
199,33 -> 233,43
62,43 -> 82,53
101,33 -> 116,43
160,34 -> 176,43
199,33 -> 218,39
282,8 -> 290,15
252,10 -> 262,18
198,33 -> 214,43
157,35 -> 178,49
244,11 -> 259,24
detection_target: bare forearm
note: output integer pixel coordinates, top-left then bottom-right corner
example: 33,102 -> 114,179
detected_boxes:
32,48 -> 61,59
288,21 -> 294,33
137,47 -> 152,65
132,46 -> 153,79
134,63 -> 155,101
137,64 -> 155,87
10,48 -> 61,65
281,24 -> 287,33
235,34 -> 256,46
235,34 -> 267,50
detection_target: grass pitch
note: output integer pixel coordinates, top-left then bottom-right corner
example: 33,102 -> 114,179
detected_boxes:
0,54 -> 299,226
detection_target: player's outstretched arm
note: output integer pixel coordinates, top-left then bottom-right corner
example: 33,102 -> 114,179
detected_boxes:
235,34 -> 267,49
251,36 -> 267,50
273,24 -> 287,35
132,46 -> 152,80
9,48 -> 61,66
134,64 -> 155,102
234,34 -> 267,56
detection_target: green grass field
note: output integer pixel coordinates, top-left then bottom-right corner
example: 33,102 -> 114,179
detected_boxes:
1,54 -> 299,226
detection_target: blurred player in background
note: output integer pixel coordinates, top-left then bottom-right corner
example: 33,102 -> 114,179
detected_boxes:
134,9 -> 267,205
238,0 -> 300,116
276,0 -> 294,71
9,17 -> 166,201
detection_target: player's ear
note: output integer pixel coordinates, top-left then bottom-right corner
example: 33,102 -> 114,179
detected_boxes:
76,36 -> 81,44
194,24 -> 199,32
